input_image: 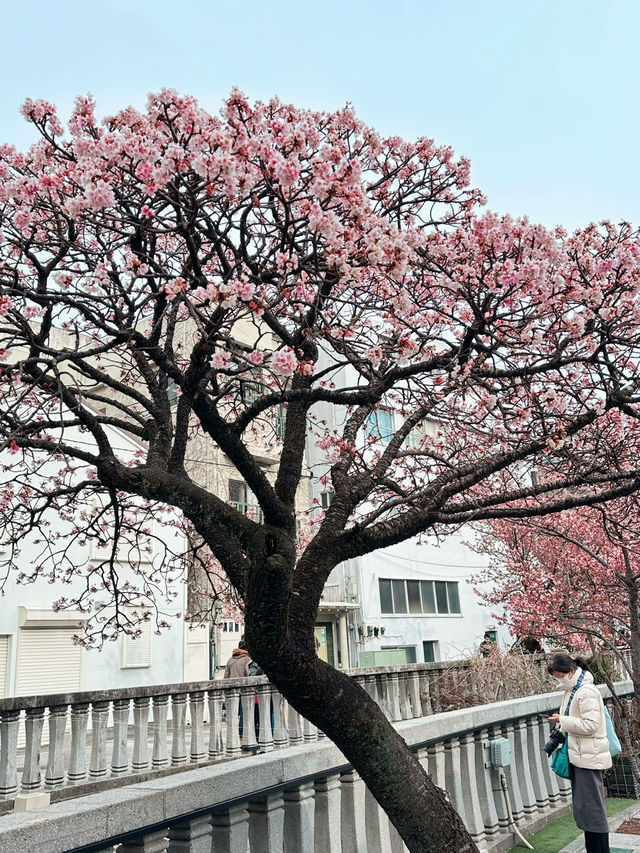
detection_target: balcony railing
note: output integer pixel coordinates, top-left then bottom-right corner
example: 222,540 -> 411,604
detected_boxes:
229,500 -> 264,523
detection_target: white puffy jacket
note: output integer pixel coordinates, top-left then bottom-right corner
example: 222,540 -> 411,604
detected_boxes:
558,668 -> 612,771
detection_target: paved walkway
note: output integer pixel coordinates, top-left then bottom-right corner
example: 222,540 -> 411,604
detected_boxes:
560,805 -> 640,853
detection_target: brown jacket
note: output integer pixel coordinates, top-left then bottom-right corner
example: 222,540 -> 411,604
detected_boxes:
224,649 -> 251,679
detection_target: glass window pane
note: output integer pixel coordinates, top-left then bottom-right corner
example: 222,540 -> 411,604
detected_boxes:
379,579 -> 393,614
391,580 -> 407,613
407,580 -> 421,614
378,410 -> 393,443
367,410 -> 393,443
435,581 -> 448,613
229,480 -> 246,504
423,640 -> 436,662
420,581 -> 435,613
404,646 -> 417,663
447,582 -> 461,613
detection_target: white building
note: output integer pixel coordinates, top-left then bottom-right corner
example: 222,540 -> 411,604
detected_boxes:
306,362 -> 510,667
0,423 -> 209,700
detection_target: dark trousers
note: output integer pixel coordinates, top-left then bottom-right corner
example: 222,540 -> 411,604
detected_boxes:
584,831 -> 609,853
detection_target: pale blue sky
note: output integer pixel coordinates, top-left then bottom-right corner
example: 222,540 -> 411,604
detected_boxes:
1,0 -> 638,231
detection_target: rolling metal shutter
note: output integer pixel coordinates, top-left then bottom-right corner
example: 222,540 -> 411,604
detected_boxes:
15,628 -> 82,696
0,636 -> 8,698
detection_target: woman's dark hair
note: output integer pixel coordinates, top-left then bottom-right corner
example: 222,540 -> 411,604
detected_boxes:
547,652 -> 591,675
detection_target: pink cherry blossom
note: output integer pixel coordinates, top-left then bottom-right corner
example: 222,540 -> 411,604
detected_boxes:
271,349 -> 297,376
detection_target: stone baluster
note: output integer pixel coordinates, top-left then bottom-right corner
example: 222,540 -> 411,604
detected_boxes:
407,672 -> 421,718
240,686 -> 257,750
510,718 -> 538,816
287,702 -> 303,746
361,674 -> 377,704
271,690 -> 288,748
418,672 -> 432,715
21,707 -> 45,792
458,733 -> 487,850
210,803 -> 250,853
167,815 -> 212,852
89,701 -> 109,779
116,828 -> 168,852
225,688 -> 241,755
388,820 -> 408,853
303,715 -> 317,742
473,727 -> 500,842
283,781 -> 315,851
535,716 -> 562,804
416,745 -> 429,774
111,698 -> 130,776
502,722 -> 524,823
374,672 -> 393,722
339,769 -> 367,853
443,737 -> 465,818
152,695 -> 169,768
171,694 -> 188,766
44,705 -> 68,789
256,684 -> 273,751
247,793 -> 285,853
484,727 -> 513,832
526,715 -> 549,810
68,702 -> 90,785
0,710 -> 20,800
207,691 -> 224,759
132,697 -> 150,773
398,673 -> 412,720
188,692 -> 205,763
363,784 -> 393,853
426,741 -> 446,790
386,672 -> 402,722
556,765 -> 572,801
314,774 -> 342,853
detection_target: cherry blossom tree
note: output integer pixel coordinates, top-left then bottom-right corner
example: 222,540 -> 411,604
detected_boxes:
3,89 -> 640,851
473,498 -> 640,758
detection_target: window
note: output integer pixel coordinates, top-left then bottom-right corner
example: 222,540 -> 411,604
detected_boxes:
167,377 -> 179,408
275,405 -> 287,439
423,640 -> 439,663
320,491 -> 334,509
121,621 -> 152,669
379,579 -> 461,615
366,410 -> 394,443
404,421 -> 425,450
239,369 -> 265,406
229,480 -> 263,523
405,419 -> 437,449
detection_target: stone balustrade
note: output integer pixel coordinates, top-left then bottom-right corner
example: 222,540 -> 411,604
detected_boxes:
0,661 -> 473,805
0,680 -> 632,853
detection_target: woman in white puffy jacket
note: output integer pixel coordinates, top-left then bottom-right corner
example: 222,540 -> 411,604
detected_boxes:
547,652 -> 611,853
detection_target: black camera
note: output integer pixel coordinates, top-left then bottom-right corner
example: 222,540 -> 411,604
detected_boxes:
543,726 -> 566,756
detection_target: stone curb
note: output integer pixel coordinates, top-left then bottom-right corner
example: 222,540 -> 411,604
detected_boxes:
560,804 -> 640,853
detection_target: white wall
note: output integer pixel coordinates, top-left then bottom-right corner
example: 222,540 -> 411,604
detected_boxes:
353,532 -> 510,663
0,424 -> 190,698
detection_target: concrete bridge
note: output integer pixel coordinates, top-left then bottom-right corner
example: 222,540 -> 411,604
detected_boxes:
0,664 -> 632,852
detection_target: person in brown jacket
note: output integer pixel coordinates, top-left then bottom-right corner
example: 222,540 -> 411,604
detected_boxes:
224,637 -> 252,678
224,637 -> 252,739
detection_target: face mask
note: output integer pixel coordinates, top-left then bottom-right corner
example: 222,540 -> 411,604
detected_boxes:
555,675 -> 569,686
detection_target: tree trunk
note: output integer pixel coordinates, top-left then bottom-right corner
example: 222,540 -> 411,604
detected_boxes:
252,639 -> 478,852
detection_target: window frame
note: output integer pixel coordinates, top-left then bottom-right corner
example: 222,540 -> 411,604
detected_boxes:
378,578 -> 461,616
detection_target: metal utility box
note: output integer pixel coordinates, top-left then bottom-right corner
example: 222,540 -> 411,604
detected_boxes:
358,650 -> 407,667
489,736 -> 512,767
